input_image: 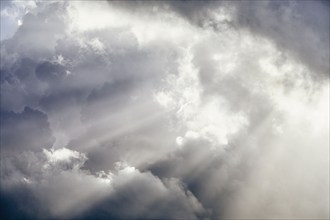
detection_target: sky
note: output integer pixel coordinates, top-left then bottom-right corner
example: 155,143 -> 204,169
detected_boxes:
0,0 -> 329,219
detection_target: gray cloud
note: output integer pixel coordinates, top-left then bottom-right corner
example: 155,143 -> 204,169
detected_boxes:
1,148 -> 205,219
232,0 -> 329,77
111,0 -> 329,77
0,1 -> 329,219
77,172 -> 206,219
0,107 -> 54,156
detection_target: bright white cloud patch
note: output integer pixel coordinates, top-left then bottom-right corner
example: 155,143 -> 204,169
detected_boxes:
0,1 -> 329,219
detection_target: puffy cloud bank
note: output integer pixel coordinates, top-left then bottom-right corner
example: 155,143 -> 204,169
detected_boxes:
0,1 -> 329,219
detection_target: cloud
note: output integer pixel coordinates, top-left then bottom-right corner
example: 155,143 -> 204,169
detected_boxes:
112,0 -> 329,77
1,148 -> 205,219
78,164 -> 206,219
232,0 -> 329,77
1,147 -> 112,218
0,0 -> 37,40
0,107 -> 54,156
0,1 -> 329,219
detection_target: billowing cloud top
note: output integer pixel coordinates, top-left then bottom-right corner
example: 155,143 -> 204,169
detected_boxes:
0,1 -> 329,219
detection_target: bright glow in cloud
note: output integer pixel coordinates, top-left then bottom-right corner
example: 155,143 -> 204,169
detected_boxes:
43,147 -> 87,166
0,1 -> 328,219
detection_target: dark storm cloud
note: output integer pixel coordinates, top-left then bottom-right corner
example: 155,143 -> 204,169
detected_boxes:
0,57 -> 44,111
35,61 -> 67,83
0,107 -> 54,155
1,147 -> 205,219
0,185 -> 46,220
77,172 -> 206,219
144,138 -> 230,218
